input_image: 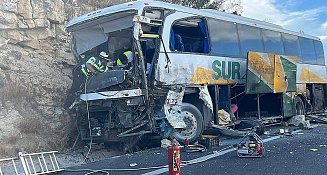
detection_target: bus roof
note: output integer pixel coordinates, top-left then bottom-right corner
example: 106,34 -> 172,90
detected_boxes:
66,0 -> 320,41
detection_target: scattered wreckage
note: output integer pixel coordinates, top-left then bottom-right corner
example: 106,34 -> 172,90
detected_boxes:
65,0 -> 327,150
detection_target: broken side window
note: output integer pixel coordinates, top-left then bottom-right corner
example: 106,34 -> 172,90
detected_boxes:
169,18 -> 209,54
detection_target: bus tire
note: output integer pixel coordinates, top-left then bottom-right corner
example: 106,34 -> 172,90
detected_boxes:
172,103 -> 203,143
294,96 -> 305,115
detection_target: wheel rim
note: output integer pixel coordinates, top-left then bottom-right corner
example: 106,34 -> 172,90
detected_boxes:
175,111 -> 197,139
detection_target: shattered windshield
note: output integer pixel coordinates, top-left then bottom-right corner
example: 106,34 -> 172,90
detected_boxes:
70,11 -> 136,64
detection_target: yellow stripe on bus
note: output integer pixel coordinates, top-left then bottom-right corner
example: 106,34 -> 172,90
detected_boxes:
191,67 -> 236,84
273,56 -> 287,92
300,67 -> 326,83
248,52 -> 275,88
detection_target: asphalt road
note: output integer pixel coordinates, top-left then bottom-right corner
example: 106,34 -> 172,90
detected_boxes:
59,124 -> 327,175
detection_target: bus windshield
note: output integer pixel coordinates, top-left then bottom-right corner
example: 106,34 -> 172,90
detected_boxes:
69,10 -> 136,63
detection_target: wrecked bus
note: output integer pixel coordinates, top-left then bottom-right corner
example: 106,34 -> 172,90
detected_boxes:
66,0 -> 326,147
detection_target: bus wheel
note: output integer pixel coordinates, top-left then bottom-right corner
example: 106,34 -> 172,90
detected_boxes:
294,96 -> 305,115
172,103 -> 203,143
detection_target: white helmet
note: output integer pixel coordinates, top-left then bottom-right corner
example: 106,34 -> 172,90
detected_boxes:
99,51 -> 109,60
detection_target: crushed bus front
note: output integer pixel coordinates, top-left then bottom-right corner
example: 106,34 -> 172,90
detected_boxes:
65,3 -> 168,146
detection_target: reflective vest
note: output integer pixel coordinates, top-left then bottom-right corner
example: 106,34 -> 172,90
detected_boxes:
117,51 -> 133,66
81,56 -> 108,76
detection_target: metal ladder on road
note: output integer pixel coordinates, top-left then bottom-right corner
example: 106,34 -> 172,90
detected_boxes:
0,156 -> 20,175
0,151 -> 64,175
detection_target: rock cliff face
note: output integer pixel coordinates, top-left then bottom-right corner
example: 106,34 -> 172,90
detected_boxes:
0,0 -> 76,156
0,0 -> 132,157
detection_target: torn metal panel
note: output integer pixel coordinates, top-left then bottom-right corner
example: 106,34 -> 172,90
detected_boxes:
199,86 -> 213,112
86,70 -> 126,92
164,87 -> 186,129
80,89 -> 143,101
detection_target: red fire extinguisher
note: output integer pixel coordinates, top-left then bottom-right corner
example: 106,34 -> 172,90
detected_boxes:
256,143 -> 263,156
168,144 -> 181,175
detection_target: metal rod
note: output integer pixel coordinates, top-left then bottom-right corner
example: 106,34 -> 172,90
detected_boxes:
117,122 -> 147,137
19,152 -> 29,175
228,85 -> 231,111
25,156 -> 32,175
52,153 -> 60,170
21,151 -> 58,157
257,94 -> 261,119
41,154 -> 48,172
135,41 -> 149,101
12,160 -> 18,175
49,154 -> 55,170
214,85 -> 219,124
118,130 -> 152,137
0,166 -> 3,175
0,157 -> 16,161
135,40 -> 153,129
38,156 -> 44,172
29,155 -> 36,174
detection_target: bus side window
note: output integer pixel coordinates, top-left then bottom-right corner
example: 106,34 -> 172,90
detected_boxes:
314,40 -> 325,65
262,29 -> 284,55
170,18 -> 208,54
237,24 -> 264,58
299,37 -> 317,64
208,18 -> 240,57
282,33 -> 301,60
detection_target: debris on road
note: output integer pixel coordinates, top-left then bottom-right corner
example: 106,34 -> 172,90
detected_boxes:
279,128 -> 285,134
310,149 -> 318,152
218,109 -> 232,125
210,122 -> 248,137
306,115 -> 327,124
161,139 -> 172,149
287,115 -> 312,129
264,130 -> 270,135
129,163 -> 138,167
185,144 -> 207,153
199,135 -> 219,149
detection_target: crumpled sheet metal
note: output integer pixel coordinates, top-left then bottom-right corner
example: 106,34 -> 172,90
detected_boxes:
164,88 -> 186,129
199,86 -> 213,112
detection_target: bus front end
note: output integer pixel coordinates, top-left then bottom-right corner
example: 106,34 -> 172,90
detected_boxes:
66,2 -> 165,148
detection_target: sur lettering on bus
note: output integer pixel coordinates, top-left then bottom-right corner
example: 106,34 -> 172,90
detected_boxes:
212,60 -> 241,80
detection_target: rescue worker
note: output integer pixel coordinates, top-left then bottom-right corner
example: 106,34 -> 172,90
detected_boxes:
81,51 -> 109,76
115,50 -> 152,74
116,50 -> 133,67
64,51 -> 110,109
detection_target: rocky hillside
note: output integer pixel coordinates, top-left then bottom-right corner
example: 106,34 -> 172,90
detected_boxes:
0,0 -> 130,157
0,0 -> 74,157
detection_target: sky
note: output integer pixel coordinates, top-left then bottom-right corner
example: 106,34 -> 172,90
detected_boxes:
240,0 -> 327,59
